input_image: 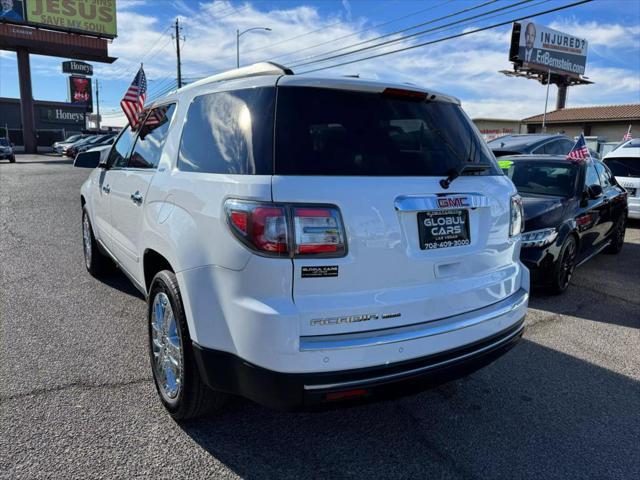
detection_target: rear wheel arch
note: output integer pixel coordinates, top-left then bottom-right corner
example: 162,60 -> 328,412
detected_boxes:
144,249 -> 175,293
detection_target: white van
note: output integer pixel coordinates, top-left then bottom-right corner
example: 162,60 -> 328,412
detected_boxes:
604,139 -> 640,219
76,63 -> 529,418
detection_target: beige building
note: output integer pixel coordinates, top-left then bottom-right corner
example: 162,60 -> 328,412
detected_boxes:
521,104 -> 640,155
473,118 -> 523,141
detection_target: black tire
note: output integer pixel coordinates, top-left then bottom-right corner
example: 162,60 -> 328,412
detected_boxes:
9,155 -> 16,163
148,270 -> 227,420
549,235 -> 578,295
605,214 -> 626,254
82,206 -> 111,276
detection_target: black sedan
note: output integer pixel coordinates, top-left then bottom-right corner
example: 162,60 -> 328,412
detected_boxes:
489,134 -> 600,159
502,155 -> 628,294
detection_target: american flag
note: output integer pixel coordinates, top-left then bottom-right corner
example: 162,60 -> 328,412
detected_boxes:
623,125 -> 632,142
566,133 -> 591,163
120,67 -> 147,128
144,106 -> 169,128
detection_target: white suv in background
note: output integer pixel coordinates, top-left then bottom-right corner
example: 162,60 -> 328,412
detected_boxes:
76,62 -> 529,419
604,139 -> 640,219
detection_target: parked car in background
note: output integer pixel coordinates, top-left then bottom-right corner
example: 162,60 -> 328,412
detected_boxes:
489,134 -> 600,159
53,134 -> 88,155
73,134 -> 116,156
501,155 -> 628,293
66,134 -> 110,158
75,62 -> 529,419
0,137 -> 15,163
603,139 -> 640,219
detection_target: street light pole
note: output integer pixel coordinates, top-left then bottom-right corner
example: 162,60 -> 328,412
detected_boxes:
236,27 -> 271,68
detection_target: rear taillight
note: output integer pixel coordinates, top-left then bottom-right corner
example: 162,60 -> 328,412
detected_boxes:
224,200 -> 346,258
293,207 -> 345,256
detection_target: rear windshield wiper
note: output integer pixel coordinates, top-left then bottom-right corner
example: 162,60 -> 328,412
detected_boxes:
440,163 -> 492,189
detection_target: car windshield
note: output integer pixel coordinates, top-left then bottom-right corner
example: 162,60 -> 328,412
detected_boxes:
604,157 -> 640,178
502,159 -> 579,197
0,139 -> 9,146
274,87 -> 499,176
65,135 -> 81,143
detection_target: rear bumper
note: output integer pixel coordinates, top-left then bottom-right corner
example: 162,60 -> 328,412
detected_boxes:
193,318 -> 525,410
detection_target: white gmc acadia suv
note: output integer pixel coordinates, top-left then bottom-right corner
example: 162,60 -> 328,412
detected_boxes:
76,63 -> 529,419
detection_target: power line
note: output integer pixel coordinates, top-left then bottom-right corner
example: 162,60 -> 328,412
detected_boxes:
240,0 -> 398,59
107,24 -> 173,80
266,0 -> 475,65
185,0 -> 452,79
289,0 -> 530,69
297,0 -> 593,74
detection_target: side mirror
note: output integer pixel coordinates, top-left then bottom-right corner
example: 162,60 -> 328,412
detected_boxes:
74,151 -> 101,169
587,184 -> 603,199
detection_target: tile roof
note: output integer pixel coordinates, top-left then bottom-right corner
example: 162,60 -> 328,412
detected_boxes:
522,104 -> 640,123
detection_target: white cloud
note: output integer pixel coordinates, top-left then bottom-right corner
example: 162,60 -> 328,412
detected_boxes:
96,2 -> 640,122
549,20 -> 640,48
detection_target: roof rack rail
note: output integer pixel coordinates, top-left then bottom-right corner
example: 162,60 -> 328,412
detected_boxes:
181,62 -> 293,92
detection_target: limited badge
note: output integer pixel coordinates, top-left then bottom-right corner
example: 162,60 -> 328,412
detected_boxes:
301,266 -> 339,278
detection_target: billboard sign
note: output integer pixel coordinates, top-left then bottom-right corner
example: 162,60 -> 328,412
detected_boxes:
0,0 -> 25,21
69,75 -> 93,112
63,60 -> 93,76
0,0 -> 117,38
510,21 -> 588,77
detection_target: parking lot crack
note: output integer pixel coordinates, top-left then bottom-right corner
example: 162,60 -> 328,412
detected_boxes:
0,377 -> 152,403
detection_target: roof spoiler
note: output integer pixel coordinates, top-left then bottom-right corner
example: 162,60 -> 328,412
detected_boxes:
182,62 -> 293,91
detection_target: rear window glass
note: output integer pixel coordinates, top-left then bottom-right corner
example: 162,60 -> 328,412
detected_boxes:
504,160 -> 578,197
178,87 -> 275,175
274,87 -> 499,176
604,157 -> 640,178
0,139 -> 8,146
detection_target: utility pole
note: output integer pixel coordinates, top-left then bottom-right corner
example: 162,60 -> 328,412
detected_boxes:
174,18 -> 183,88
542,68 -> 551,133
95,79 -> 101,131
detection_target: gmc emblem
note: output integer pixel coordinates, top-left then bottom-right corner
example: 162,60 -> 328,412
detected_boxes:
437,197 -> 470,208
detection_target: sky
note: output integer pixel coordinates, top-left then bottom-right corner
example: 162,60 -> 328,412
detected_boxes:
0,0 -> 639,126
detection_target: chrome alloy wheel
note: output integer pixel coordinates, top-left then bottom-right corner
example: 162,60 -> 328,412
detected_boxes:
82,213 -> 92,269
151,292 -> 183,400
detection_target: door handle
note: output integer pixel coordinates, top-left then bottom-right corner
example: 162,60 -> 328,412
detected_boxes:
131,191 -> 144,205
102,184 -> 110,194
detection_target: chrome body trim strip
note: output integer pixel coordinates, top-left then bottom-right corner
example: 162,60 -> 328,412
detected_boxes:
394,193 -> 490,212
304,321 -> 525,391
299,288 -> 528,352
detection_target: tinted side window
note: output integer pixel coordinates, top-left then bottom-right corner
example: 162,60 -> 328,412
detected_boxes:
178,87 -> 275,174
107,127 -> 136,168
585,162 -> 600,188
129,104 -> 177,169
543,140 -> 565,155
559,139 -> 575,154
594,162 -> 611,187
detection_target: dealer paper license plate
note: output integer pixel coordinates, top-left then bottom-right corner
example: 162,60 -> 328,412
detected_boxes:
418,209 -> 470,250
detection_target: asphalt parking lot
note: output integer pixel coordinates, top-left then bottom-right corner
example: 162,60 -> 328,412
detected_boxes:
1,155 -> 639,479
